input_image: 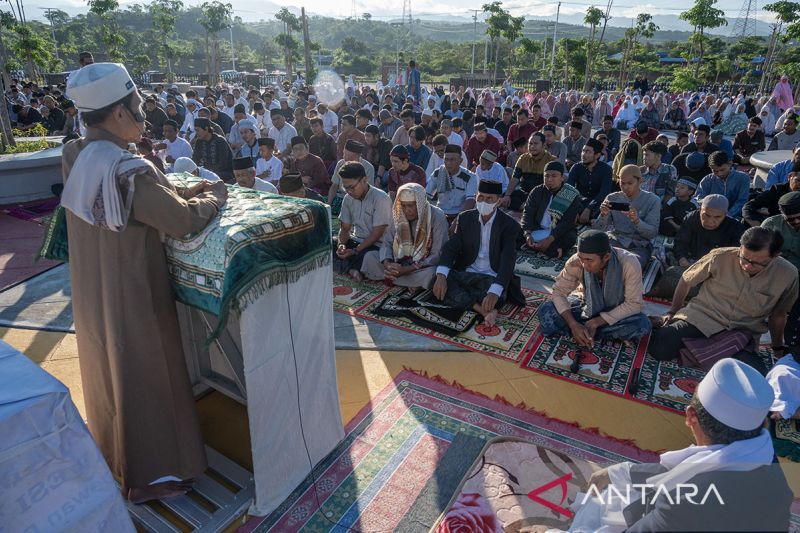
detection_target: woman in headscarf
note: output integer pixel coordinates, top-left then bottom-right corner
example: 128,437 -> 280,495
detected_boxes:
744,98 -> 757,118
611,95 -> 623,118
773,75 -> 795,112
654,94 -> 668,122
361,182 -> 449,291
758,105 -> 776,136
663,99 -> 687,130
567,92 -> 578,112
578,94 -> 594,124
712,99 -> 729,126
593,94 -> 613,126
640,100 -> 661,129
461,88 -> 476,109
632,95 -> 643,111
613,98 -> 639,129
612,138 -> 643,186
538,93 -> 553,119
717,103 -> 749,135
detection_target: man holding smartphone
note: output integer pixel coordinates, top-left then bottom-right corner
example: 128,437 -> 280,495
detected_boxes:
592,164 -> 661,268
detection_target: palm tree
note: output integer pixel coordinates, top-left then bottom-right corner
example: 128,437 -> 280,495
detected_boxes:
583,6 -> 604,91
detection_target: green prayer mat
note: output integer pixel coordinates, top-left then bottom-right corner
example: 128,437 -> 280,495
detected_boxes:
772,418 -> 800,462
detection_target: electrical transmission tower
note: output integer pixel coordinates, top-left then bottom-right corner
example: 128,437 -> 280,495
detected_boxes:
402,0 -> 413,28
730,0 -> 757,38
351,0 -> 357,19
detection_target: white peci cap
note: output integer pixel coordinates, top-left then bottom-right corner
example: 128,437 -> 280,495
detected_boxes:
173,157 -> 198,174
67,63 -> 136,112
696,358 -> 774,431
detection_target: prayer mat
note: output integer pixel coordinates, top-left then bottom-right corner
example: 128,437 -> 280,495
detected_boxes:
353,287 -> 549,364
772,418 -> 800,463
373,288 -> 479,336
240,370 -> 657,533
0,213 -> 60,292
514,249 -> 567,281
2,197 -> 60,223
332,274 -> 390,315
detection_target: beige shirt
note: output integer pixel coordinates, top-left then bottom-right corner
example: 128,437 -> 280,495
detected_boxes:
551,248 -> 644,325
675,247 -> 799,336
339,185 -> 392,245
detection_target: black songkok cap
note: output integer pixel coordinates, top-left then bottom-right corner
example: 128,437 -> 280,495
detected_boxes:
232,157 -> 253,170
779,191 -> 800,216
258,137 -> 275,148
194,117 -> 211,130
270,108 -> 283,117
512,136 -> 527,148
291,135 -> 307,147
444,144 -> 461,154
696,124 -> 711,134
280,173 -> 303,193
339,161 -> 367,180
544,160 -> 566,175
345,139 -> 365,153
234,103 -> 246,114
585,138 -> 604,153
477,180 -> 502,195
365,124 -> 380,135
577,230 -> 611,255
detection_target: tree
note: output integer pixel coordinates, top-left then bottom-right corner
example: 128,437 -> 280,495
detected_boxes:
199,0 -> 232,84
679,0 -> 727,76
275,7 -> 300,78
583,6 -> 604,91
362,13 -> 371,21
332,36 -> 375,75
482,1 -> 523,81
88,0 -> 125,62
11,23 -> 56,80
618,14 -> 657,88
762,1 -> 800,92
0,10 -> 15,150
149,0 -> 183,72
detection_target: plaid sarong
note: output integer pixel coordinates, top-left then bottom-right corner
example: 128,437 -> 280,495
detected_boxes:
678,329 -> 755,371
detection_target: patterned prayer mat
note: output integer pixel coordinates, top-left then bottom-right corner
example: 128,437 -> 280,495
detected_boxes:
332,274 -> 389,315
514,249 -> 567,281
240,370 -> 658,533
353,286 -> 549,364
522,332 -> 776,414
772,419 -> 800,463
2,197 -> 60,223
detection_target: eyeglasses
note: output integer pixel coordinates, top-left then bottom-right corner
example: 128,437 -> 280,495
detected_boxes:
343,178 -> 364,191
737,253 -> 771,269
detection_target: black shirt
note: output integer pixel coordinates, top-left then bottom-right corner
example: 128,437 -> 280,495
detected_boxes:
566,162 -> 613,217
742,182 -> 792,223
673,210 -> 745,262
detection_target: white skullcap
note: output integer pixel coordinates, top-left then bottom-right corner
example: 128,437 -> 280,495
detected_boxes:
421,108 -> 433,117
67,63 -> 135,112
691,117 -> 707,126
238,118 -> 258,132
697,359 -> 774,431
173,157 -> 198,174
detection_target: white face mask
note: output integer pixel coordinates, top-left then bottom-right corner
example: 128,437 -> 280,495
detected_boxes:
476,200 -> 497,216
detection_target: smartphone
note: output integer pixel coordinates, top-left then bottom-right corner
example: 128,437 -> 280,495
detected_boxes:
609,201 -> 630,211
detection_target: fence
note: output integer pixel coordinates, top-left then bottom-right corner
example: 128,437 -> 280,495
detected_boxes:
129,72 -> 286,89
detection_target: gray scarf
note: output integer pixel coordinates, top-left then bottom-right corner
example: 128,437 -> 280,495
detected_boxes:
582,249 -> 625,319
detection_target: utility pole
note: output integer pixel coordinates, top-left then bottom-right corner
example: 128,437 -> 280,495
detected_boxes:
39,8 -> 60,61
548,2 -> 561,81
484,39 -> 488,73
301,7 -> 313,81
229,24 -> 236,71
469,9 -> 480,75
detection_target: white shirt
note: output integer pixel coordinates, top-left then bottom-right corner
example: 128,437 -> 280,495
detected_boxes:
447,131 -> 464,148
265,100 -> 281,110
767,354 -> 800,419
475,162 -> 508,192
198,167 -> 220,182
267,123 -> 298,153
321,110 -> 338,134
180,109 -> 198,139
255,156 -> 283,181
426,151 -> 469,177
221,105 -> 236,120
435,209 -> 504,297
253,177 -> 278,193
235,96 -> 249,110
163,137 -> 193,161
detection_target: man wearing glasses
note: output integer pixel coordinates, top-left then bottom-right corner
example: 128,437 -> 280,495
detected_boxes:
648,226 -> 798,373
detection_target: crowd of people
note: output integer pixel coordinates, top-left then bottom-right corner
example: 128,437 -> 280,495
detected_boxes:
6,55 -> 800,525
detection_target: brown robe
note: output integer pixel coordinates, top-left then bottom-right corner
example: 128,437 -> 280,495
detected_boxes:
62,127 -> 224,488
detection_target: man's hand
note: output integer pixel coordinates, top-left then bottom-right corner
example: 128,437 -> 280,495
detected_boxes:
208,180 -> 228,204
588,468 -> 610,491
186,180 -> 212,197
649,313 -> 673,329
627,207 -> 640,225
433,274 -> 448,301
570,322 -> 594,347
577,208 -> 592,225
533,235 -> 555,252
585,317 -> 602,339
481,292 -> 499,315
599,201 -> 611,219
336,244 -> 355,259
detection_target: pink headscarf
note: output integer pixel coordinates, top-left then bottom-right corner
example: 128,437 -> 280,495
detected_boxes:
773,76 -> 794,111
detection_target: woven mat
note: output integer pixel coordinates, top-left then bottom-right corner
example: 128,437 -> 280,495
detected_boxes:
514,249 -> 567,281
240,370 -> 658,533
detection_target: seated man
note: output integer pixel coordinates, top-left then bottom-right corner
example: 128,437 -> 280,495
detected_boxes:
695,151 -> 751,219
474,150 -> 508,192
744,163 -> 800,226
172,156 -> 220,182
361,183 -> 449,289
733,116 -> 766,165
387,144 -> 426,200
567,138 -> 612,224
508,132 -> 556,211
673,195 -> 745,268
768,113 -> 800,151
763,192 -> 800,347
563,121 -> 587,169
538,230 -> 651,346
334,162 -> 392,280
640,141 -> 677,199
682,124 -> 719,155
521,161 -> 581,258
764,146 -> 800,189
543,124 -> 567,164
587,358 -> 792,533
628,120 -> 659,146
709,129 -> 734,161
659,178 -> 699,237
232,156 -> 277,193
592,164 -> 661,268
290,135 -> 331,198
432,180 -> 525,326
649,227 -> 799,373
279,172 -> 325,202
426,144 -> 478,223
192,117 -> 234,183
330,140 -> 376,206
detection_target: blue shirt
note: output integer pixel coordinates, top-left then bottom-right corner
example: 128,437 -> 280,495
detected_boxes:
405,143 -> 432,172
444,109 -> 463,119
695,170 -> 751,218
765,159 -> 795,189
717,138 -> 734,160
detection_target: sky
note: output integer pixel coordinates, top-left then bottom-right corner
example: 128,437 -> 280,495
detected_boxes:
25,0 -> 775,26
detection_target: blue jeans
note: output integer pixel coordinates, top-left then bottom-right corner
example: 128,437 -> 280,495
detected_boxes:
538,298 -> 651,341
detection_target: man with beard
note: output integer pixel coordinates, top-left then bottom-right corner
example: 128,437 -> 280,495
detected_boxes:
567,138 -> 613,224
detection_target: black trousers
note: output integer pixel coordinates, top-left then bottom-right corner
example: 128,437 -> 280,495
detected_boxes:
649,319 -> 768,375
332,237 -> 378,274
